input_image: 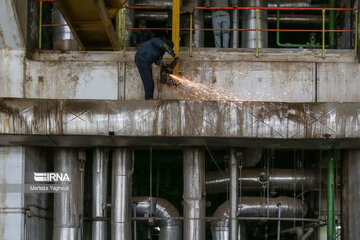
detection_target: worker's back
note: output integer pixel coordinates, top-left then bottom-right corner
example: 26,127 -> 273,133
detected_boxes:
135,37 -> 165,65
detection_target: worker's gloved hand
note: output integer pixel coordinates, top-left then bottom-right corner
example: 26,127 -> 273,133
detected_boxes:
174,56 -> 179,63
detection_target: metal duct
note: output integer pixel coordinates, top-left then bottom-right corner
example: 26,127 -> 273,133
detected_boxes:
134,12 -> 327,26
183,148 -> 206,240
194,0 -> 204,47
229,149 -> 238,240
52,7 -> 78,51
267,0 -> 311,7
134,0 -> 173,7
53,148 -> 83,240
92,148 -> 108,240
211,197 -> 307,240
111,148 -> 133,240
232,10 -> 239,48
132,197 -> 182,240
206,168 -> 318,194
241,0 -> 268,48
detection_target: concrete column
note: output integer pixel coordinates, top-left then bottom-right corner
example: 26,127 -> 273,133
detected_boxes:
111,148 -> 133,240
342,150 -> 360,239
183,148 -> 206,240
0,146 -> 25,240
92,148 -> 108,240
53,148 -> 84,240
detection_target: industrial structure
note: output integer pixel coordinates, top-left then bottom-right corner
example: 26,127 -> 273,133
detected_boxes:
0,0 -> 359,239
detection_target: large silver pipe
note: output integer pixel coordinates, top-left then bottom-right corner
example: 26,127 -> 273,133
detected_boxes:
53,148 -> 83,240
134,12 -> 327,26
267,0 -> 311,7
134,0 -> 173,7
52,7 -> 78,51
241,0 -> 268,48
111,148 -> 133,240
132,197 -> 182,240
92,148 -> 108,240
229,150 -> 238,240
194,0 -> 204,47
232,10 -> 239,48
183,148 -> 206,240
211,197 -> 307,240
206,168 -> 318,194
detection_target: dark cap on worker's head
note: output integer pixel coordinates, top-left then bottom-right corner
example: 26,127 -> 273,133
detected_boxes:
162,37 -> 174,48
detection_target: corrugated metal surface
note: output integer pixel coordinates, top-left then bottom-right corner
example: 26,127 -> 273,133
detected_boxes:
0,99 -> 359,140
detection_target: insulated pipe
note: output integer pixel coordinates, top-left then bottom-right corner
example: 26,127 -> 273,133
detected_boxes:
194,0 -> 204,47
280,227 -> 304,240
52,6 -> 78,51
241,0 -> 268,48
327,153 -> 335,240
211,197 -> 307,240
132,197 -> 182,240
111,148 -> 133,240
183,148 -> 206,240
267,0 -> 311,7
92,148 -> 108,240
134,12 -> 327,26
232,9 -> 239,48
329,0 -> 335,48
53,148 -> 83,240
229,149 -> 238,240
206,168 -> 318,194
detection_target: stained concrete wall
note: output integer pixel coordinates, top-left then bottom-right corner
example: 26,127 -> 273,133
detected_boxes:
0,49 -> 360,102
0,146 -> 25,240
24,147 -> 52,240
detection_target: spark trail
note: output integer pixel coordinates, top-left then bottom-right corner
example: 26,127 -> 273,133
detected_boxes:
169,74 -> 244,102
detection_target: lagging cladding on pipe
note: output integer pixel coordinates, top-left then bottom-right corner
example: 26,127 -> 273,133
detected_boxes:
206,168 -> 319,194
52,7 -> 78,51
92,148 -> 108,240
211,197 -> 307,240
241,0 -> 268,48
132,197 -> 182,240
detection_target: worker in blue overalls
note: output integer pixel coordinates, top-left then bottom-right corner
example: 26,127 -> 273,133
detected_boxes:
135,37 -> 179,100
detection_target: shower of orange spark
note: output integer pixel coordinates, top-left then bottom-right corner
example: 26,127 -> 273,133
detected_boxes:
169,74 -> 244,102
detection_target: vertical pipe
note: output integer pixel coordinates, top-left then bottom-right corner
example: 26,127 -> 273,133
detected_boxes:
322,10 -> 326,58
118,10 -> 122,50
277,203 -> 281,240
123,8 -> 126,56
172,0 -> 180,73
230,149 -> 238,240
39,0 -> 42,49
111,148 -> 133,240
329,0 -> 335,48
190,14 -> 193,57
53,148 -> 83,240
194,0 -> 204,47
92,148 -> 108,240
232,9 -> 239,48
327,152 -> 335,240
183,148 -> 206,240
355,10 -> 358,59
256,9 -> 260,57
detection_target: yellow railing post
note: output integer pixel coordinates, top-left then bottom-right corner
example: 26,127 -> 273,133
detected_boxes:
117,10 -> 122,51
39,0 -> 43,49
322,9 -> 326,58
190,13 -> 193,57
123,8 -> 126,56
256,9 -> 259,57
172,0 -> 180,73
355,10 -> 358,59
